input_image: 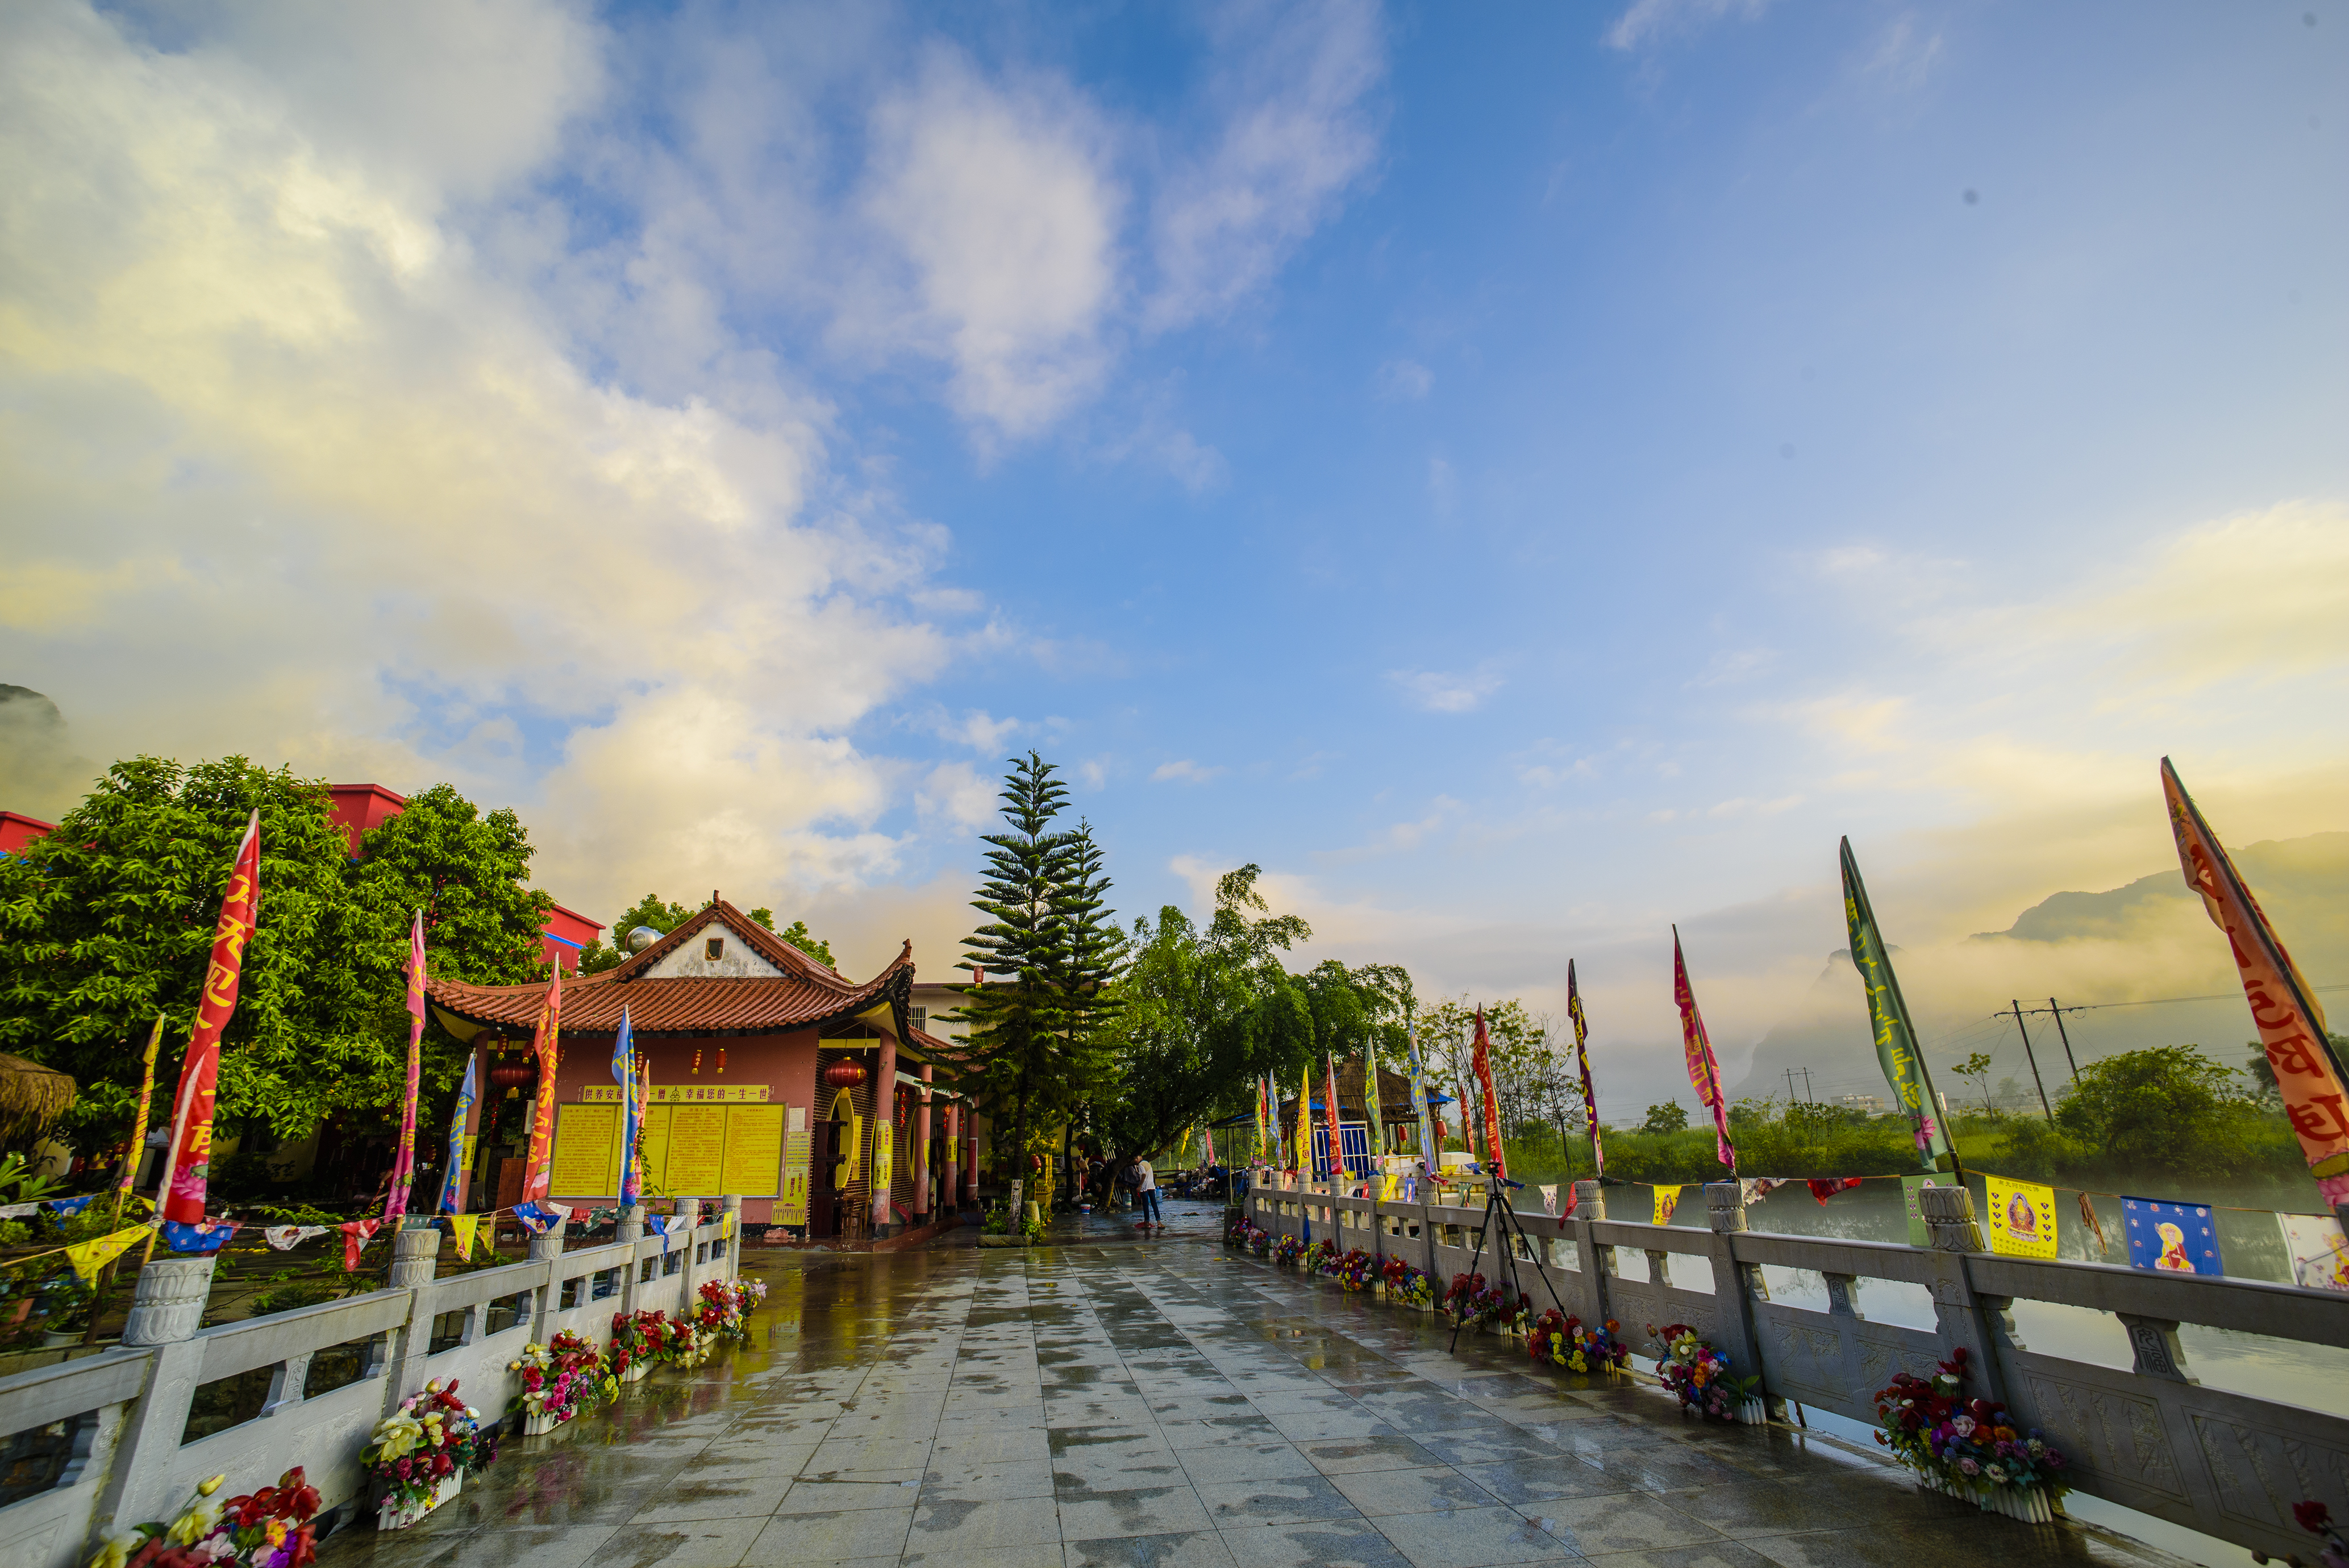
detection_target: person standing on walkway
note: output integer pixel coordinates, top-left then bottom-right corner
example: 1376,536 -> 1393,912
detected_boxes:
1133,1155 -> 1163,1228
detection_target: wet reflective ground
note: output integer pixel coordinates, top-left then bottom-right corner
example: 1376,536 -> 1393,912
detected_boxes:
319,1228 -> 2192,1568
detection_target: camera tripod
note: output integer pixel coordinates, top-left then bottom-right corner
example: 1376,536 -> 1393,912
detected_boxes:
1447,1177 -> 1571,1353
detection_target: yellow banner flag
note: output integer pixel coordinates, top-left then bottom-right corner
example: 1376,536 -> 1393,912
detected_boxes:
449,1213 -> 481,1259
1654,1185 -> 1684,1225
1986,1175 -> 2058,1258
720,1211 -> 736,1239
1380,1172 -> 1400,1201
68,1223 -> 154,1284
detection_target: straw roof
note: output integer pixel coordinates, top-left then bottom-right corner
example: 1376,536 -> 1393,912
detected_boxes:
0,1053 -> 75,1144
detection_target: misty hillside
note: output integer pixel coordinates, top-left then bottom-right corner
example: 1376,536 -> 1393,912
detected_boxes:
1731,831 -> 2348,1109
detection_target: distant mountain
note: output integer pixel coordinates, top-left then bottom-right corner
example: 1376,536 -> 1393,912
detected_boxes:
1733,831 -> 2349,1107
0,685 -> 89,816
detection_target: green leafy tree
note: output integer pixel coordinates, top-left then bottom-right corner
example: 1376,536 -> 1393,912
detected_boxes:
956,754 -> 1089,1179
1419,995 -> 1544,1152
577,893 -> 698,973
1095,864 -> 1315,1162
1952,1050 -> 1997,1116
1642,1102 -> 1689,1135
2052,1045 -> 2269,1180
347,783 -> 550,985
770,918 -> 835,968
1,758 -> 392,1148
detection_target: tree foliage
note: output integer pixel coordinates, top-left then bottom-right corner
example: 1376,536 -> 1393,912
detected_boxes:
0,758 -> 555,1150
953,755 -> 1124,1175
579,894 -> 834,973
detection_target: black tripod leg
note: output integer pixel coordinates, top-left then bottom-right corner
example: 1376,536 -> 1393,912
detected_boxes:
1447,1190 -> 1497,1353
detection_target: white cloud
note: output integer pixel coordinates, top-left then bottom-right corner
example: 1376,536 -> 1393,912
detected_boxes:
1376,358 -> 1432,401
1152,759 -> 1226,784
1388,666 -> 1505,714
914,760 -> 999,832
1146,0 -> 1385,330
1604,0 -> 1769,52
857,49 -> 1123,438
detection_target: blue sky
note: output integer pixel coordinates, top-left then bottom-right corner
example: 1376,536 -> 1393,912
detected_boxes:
4,1 -> 2345,1108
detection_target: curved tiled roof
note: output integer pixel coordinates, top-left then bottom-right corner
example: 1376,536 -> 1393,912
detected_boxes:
427,898 -> 913,1039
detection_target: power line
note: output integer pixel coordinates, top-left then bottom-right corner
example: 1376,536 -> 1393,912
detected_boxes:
1996,981 -> 2348,1021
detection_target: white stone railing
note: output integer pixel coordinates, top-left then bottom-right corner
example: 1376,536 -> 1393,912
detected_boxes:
1243,1175 -> 2349,1562
0,1196 -> 748,1568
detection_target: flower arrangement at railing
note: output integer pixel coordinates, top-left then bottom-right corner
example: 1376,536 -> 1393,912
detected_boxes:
1527,1310 -> 1630,1374
696,1277 -> 765,1342
89,1467 -> 322,1568
360,1379 -> 494,1527
1650,1323 -> 1762,1423
507,1329 -> 610,1434
1872,1348 -> 2067,1522
610,1310 -> 651,1381
629,1307 -> 686,1366
1378,1257 -> 1434,1307
1225,1210 -> 1255,1247
2289,1502 -> 2349,1568
1331,1248 -> 1377,1291
1301,1238 -> 1336,1276
1271,1233 -> 1306,1267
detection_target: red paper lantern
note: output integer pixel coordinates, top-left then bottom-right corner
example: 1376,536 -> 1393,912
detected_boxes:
823,1059 -> 869,1088
488,1064 -> 534,1090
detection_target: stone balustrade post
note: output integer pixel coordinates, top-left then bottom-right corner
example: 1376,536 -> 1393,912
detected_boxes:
616,1204 -> 644,1313
1917,1183 -> 2021,1406
1571,1180 -> 1610,1324
1704,1182 -> 1782,1421
671,1199 -> 703,1317
94,1255 -> 216,1538
385,1225 -> 443,1404
526,1224 -> 566,1342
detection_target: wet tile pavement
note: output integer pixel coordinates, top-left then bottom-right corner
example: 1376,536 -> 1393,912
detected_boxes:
320,1218 -> 2190,1568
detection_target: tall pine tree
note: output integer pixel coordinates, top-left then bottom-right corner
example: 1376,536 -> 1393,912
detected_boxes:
953,764 -> 1128,1193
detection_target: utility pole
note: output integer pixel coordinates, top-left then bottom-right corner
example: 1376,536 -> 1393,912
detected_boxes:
1786,1067 -> 1800,1105
1799,1067 -> 1814,1103
2046,998 -> 2081,1081
2009,1001 -> 2054,1119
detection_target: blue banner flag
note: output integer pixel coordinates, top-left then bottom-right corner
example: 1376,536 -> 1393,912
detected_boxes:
613,1008 -> 640,1205
161,1219 -> 236,1253
2124,1197 -> 2223,1275
438,1055 -> 476,1213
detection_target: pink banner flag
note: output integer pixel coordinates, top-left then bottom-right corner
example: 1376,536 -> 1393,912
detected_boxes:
161,812 -> 260,1227
520,962 -> 563,1205
1671,928 -> 1736,1173
1470,1009 -> 1505,1179
1323,1053 -> 1345,1183
2164,758 -> 2349,1218
384,909 -> 426,1226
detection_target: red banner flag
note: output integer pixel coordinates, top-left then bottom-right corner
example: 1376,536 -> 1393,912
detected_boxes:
161,812 -> 259,1227
1567,961 -> 1604,1178
1323,1054 -> 1344,1183
1672,928 -> 1736,1173
384,910 -> 427,1227
2163,758 -> 2349,1219
1470,1008 -> 1505,1179
520,962 -> 563,1205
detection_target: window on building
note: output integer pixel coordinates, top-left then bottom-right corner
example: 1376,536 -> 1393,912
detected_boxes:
910,1006 -> 926,1033
705,937 -> 724,960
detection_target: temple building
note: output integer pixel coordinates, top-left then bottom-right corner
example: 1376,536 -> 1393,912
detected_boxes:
425,898 -> 978,1241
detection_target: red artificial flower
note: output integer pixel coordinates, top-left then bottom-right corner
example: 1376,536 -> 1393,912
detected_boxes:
2295,1501 -> 2334,1533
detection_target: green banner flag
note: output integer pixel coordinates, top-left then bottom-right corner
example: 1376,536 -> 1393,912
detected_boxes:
1361,1050 -> 1384,1157
1842,837 -> 1955,1172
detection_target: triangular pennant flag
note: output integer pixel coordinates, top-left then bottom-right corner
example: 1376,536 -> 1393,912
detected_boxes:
1742,1177 -> 1791,1207
0,1202 -> 40,1219
161,1220 -> 237,1254
339,1219 -> 380,1270
449,1213 -> 481,1259
1807,1177 -> 1865,1206
515,1201 -> 572,1235
1540,1185 -> 1559,1216
1559,1182 -> 1579,1225
66,1223 -> 153,1284
47,1195 -> 95,1217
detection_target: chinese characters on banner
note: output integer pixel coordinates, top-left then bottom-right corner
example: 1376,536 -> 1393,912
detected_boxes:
1567,961 -> 1604,1178
1669,930 -> 1736,1173
1843,839 -> 1955,1171
1986,1175 -> 2058,1258
162,812 -> 260,1228
520,964 -> 563,1204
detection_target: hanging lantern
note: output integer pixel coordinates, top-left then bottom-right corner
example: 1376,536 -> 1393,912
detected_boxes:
716,1047 -> 726,1075
691,1048 -> 702,1075
823,1058 -> 869,1089
488,1064 -> 534,1091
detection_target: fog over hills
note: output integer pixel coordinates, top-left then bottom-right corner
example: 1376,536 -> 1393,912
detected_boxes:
1728,832 -> 2349,1115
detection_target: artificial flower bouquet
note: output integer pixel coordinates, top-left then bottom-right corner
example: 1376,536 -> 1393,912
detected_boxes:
1249,1225 -> 1272,1256
610,1310 -> 651,1382
1873,1348 -> 2067,1523
1442,1271 -> 1482,1324
1301,1238 -> 1335,1277
507,1330 -> 610,1435
2289,1502 -> 2349,1568
697,1278 -> 763,1342
1528,1310 -> 1629,1375
1332,1248 -> 1376,1291
1650,1323 -> 1763,1424
1378,1257 -> 1433,1309
1225,1210 -> 1255,1247
1272,1233 -> 1306,1267
89,1468 -> 322,1568
361,1379 -> 493,1528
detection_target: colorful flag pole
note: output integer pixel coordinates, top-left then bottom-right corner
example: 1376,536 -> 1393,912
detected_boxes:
1294,1062 -> 1313,1174
614,1007 -> 640,1206
1671,928 -> 1736,1174
1362,1044 -> 1385,1157
1469,1009 -> 1506,1179
2163,759 -> 2349,1224
1254,1074 -> 1271,1167
116,1016 -> 163,1217
159,810 -> 260,1247
1323,1053 -> 1345,1183
383,909 -> 427,1227
1407,1022 -> 1438,1171
1567,962 -> 1604,1179
1841,839 -> 1958,1174
520,961 -> 563,1205
438,1054 -> 477,1213
632,1056 -> 652,1202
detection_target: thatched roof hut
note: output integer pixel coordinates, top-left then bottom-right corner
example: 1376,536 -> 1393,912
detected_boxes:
0,1054 -> 76,1145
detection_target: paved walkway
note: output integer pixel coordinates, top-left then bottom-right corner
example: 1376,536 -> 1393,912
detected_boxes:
322,1236 -> 2188,1568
